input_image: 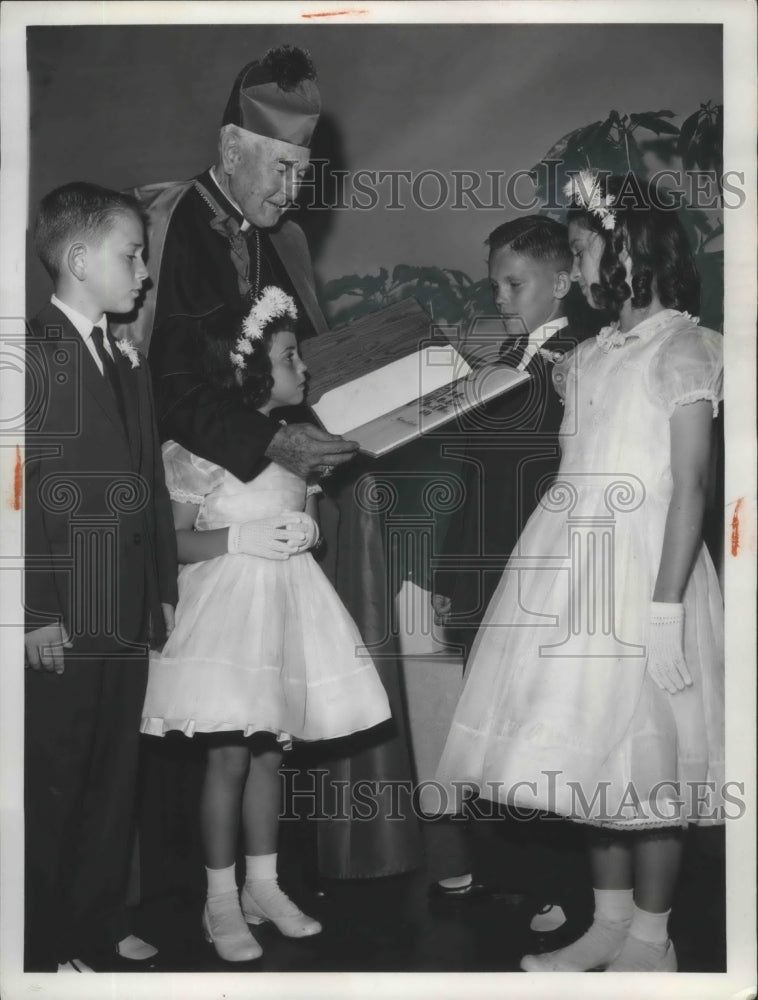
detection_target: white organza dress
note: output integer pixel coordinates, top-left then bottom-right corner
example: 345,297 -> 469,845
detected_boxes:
141,443 -> 392,743
432,310 -> 724,830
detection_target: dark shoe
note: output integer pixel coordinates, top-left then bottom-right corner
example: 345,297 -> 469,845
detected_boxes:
57,958 -> 95,973
428,880 -> 493,904
529,903 -> 567,933
116,934 -> 159,960
78,938 -> 160,972
77,950 -> 159,972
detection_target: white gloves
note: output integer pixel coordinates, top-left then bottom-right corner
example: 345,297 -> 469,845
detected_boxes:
296,511 -> 320,551
228,512 -> 320,560
646,602 -> 693,694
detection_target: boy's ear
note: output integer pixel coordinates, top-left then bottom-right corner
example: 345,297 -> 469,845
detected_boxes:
66,242 -> 88,282
553,269 -> 571,301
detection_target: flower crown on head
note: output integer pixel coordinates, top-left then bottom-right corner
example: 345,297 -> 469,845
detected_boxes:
563,169 -> 617,231
230,285 -> 298,370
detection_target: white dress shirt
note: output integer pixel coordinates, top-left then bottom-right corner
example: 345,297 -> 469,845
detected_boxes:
209,166 -> 250,232
517,314 -> 569,371
51,295 -> 111,374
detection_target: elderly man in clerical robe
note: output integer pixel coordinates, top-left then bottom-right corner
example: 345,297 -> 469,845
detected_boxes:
135,46 -> 421,889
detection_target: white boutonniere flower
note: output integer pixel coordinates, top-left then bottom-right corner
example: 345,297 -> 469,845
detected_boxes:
115,337 -> 141,369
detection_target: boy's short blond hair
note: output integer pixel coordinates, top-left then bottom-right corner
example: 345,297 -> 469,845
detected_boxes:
34,181 -> 144,281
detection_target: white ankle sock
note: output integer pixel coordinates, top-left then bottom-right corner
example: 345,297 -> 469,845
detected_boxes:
628,903 -> 670,944
606,905 -> 674,971
245,853 -> 277,884
594,887 -> 635,925
206,864 -> 238,899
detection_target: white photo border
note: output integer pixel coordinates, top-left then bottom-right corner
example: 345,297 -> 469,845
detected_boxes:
1,3 -> 755,999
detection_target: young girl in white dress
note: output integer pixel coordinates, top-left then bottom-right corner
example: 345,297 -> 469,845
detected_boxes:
432,172 -> 724,973
141,286 -> 391,962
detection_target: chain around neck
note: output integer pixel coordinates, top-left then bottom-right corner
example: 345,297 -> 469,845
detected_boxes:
195,179 -> 262,301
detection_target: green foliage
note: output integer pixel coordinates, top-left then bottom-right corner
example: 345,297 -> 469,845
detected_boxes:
678,101 -> 723,182
531,102 -> 724,331
530,109 -> 677,205
322,101 -> 724,331
322,263 -> 493,330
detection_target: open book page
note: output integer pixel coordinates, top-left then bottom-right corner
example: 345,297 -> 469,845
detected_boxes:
318,361 -> 529,458
312,343 -> 472,436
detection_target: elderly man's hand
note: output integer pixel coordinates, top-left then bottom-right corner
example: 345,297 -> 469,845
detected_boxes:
266,423 -> 359,480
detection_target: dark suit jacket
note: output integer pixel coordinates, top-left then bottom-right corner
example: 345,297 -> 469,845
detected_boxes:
25,302 -> 178,654
435,324 -> 588,629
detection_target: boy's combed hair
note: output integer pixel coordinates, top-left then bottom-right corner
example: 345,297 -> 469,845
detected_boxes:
567,174 -> 700,317
34,181 -> 145,280
486,216 -> 572,271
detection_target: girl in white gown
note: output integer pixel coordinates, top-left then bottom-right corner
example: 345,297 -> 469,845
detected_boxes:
141,287 -> 391,962
433,173 -> 724,973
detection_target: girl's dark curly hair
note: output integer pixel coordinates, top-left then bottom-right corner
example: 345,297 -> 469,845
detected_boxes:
192,304 -> 295,410
566,173 -> 700,319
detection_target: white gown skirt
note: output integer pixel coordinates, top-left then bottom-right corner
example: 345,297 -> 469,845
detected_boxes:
141,549 -> 392,743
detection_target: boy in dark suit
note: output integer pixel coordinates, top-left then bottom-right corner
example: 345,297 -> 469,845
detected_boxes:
24,182 -> 178,971
430,216 -> 592,927
434,216 -> 586,650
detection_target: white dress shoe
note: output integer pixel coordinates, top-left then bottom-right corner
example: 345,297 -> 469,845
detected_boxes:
521,918 -> 628,971
606,936 -> 677,972
241,882 -> 322,938
202,892 -> 262,962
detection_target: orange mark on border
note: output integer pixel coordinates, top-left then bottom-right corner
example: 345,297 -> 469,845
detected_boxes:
730,497 -> 743,556
12,445 -> 22,510
301,8 -> 368,17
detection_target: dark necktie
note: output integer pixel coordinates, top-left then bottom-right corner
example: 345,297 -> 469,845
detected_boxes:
91,325 -> 127,426
498,332 -> 529,369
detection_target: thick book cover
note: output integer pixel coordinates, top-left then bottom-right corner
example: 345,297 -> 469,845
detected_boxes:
301,298 -> 530,457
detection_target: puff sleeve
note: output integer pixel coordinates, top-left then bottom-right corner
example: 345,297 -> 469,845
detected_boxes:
161,440 -> 225,505
647,326 -> 723,418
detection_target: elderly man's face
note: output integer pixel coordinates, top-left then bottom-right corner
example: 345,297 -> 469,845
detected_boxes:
228,134 -> 311,229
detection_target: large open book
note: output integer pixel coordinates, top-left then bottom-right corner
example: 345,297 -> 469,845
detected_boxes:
301,298 -> 530,457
